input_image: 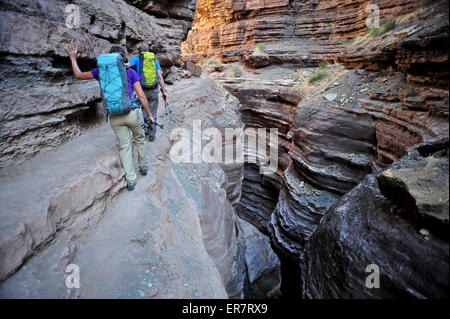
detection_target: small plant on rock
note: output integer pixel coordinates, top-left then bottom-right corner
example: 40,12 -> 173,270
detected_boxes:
308,71 -> 327,84
230,64 -> 242,77
256,43 -> 265,52
319,61 -> 331,69
367,19 -> 397,37
199,58 -> 206,66
380,19 -> 396,33
207,59 -> 219,65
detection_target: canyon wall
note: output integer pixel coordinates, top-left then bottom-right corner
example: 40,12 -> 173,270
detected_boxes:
0,0 -> 195,169
182,0 -> 420,65
195,0 -> 449,298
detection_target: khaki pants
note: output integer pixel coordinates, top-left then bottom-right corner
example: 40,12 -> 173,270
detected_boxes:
110,108 -> 148,183
142,87 -> 159,137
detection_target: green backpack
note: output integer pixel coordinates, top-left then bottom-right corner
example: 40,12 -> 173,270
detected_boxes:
139,52 -> 160,88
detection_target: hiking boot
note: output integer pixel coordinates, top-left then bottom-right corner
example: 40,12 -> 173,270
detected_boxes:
126,181 -> 136,191
148,135 -> 155,142
139,167 -> 148,176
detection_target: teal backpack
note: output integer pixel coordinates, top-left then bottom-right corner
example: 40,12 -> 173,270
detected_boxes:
97,53 -> 139,117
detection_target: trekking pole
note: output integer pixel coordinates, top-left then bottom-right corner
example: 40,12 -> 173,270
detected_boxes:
141,121 -> 164,131
161,88 -> 172,115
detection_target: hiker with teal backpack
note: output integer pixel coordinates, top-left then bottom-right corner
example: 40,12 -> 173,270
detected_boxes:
127,45 -> 168,141
65,43 -> 155,191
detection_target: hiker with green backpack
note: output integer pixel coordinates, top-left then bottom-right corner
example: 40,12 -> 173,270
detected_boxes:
127,45 -> 168,141
65,43 -> 155,191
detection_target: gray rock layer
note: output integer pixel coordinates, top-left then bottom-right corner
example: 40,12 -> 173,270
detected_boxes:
305,173 -> 448,299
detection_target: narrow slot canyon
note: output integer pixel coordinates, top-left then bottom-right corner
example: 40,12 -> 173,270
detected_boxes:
0,0 -> 448,300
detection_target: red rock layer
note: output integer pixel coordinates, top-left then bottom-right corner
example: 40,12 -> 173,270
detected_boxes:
183,0 -> 420,64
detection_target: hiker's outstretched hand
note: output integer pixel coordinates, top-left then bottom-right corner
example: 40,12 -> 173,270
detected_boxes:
64,41 -> 80,59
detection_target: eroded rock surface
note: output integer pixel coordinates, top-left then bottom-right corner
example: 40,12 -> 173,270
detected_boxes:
0,127 -> 125,282
202,0 -> 448,298
377,141 -> 449,229
306,171 -> 448,299
238,217 -> 281,299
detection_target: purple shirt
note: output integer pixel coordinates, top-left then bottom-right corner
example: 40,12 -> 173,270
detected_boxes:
91,68 -> 141,100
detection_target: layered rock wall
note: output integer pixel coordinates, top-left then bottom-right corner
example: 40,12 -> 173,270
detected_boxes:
183,0 -> 421,65
203,0 -> 448,298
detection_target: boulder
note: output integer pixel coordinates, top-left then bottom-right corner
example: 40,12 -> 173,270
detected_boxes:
185,60 -> 203,77
305,174 -> 449,298
238,217 -> 281,299
377,141 -> 449,227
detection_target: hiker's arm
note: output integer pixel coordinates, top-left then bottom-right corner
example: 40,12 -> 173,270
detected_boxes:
158,70 -> 167,96
65,43 -> 94,80
125,63 -> 132,67
158,70 -> 168,101
133,81 -> 155,123
69,58 -> 94,80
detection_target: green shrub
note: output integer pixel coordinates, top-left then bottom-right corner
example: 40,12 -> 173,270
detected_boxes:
230,64 -> 242,76
348,37 -> 357,44
256,43 -> 265,52
367,19 -> 397,37
308,71 -> 327,84
381,19 -> 396,33
207,59 -> 219,65
199,58 -> 206,65
319,61 -> 331,69
367,27 -> 380,37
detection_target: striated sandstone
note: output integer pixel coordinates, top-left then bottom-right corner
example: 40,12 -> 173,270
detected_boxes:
206,0 -> 448,296
183,0 -> 421,66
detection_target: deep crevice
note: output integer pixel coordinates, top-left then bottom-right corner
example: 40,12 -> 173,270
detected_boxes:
270,241 -> 303,299
235,143 -> 303,299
